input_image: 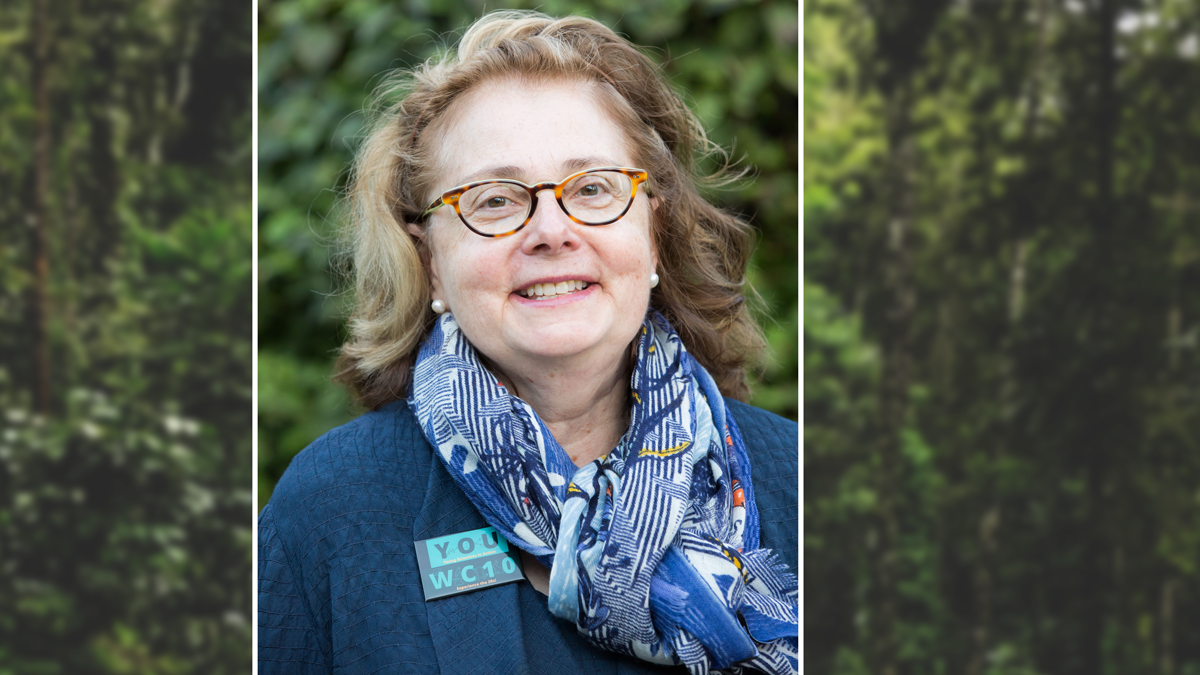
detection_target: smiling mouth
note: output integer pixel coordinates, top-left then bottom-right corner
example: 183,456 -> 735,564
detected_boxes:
516,280 -> 591,300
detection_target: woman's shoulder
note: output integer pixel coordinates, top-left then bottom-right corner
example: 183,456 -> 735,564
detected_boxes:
723,398 -> 798,454
723,398 -> 797,569
265,399 -> 433,534
722,397 -> 797,487
259,400 -> 445,673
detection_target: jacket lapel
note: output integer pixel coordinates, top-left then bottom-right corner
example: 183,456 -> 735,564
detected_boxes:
413,450 -> 531,675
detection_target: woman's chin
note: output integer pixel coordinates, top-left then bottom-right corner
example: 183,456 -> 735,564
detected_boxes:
508,324 -> 610,360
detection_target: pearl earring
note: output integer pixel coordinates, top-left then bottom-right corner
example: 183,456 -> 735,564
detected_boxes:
649,273 -> 660,289
431,299 -> 447,314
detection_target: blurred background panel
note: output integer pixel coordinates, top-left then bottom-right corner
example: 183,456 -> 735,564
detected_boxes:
0,0 -> 251,671
257,0 -> 799,507
805,0 -> 1199,673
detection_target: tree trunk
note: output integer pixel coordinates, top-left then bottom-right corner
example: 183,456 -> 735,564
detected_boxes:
966,238 -> 1028,675
84,16 -> 119,278
1158,569 -> 1177,673
1082,1 -> 1118,670
1158,286 -> 1182,675
30,0 -> 52,415
966,3 -> 1046,670
870,78 -> 916,675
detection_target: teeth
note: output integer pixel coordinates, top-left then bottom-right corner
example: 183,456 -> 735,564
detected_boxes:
519,280 -> 590,299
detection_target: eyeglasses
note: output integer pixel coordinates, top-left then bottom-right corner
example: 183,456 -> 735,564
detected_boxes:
422,167 -> 650,238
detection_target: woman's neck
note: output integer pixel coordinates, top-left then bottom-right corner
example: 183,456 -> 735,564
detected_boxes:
488,349 -> 631,468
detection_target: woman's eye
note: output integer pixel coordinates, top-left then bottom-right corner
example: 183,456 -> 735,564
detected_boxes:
485,196 -> 510,208
577,182 -> 606,197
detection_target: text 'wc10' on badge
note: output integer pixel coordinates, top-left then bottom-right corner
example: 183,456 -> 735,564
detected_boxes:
414,526 -> 525,600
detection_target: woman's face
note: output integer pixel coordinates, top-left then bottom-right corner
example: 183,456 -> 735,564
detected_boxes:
421,78 -> 657,378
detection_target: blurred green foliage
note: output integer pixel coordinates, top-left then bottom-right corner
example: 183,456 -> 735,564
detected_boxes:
806,0 -> 1200,673
258,0 -> 800,507
0,0 -> 251,671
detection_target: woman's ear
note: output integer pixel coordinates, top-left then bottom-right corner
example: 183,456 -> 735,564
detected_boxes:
407,222 -> 443,297
406,222 -> 430,263
646,205 -> 660,273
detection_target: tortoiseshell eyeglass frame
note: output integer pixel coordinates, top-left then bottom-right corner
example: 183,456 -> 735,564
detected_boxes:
421,167 -> 651,238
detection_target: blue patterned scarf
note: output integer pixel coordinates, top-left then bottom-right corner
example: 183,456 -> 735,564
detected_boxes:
410,312 -> 798,674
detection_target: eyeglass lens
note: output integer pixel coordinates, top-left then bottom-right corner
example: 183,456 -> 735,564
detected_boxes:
457,170 -> 635,234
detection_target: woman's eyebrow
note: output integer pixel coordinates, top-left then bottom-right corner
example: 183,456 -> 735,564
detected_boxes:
559,156 -> 622,175
454,157 -> 624,185
457,165 -> 524,183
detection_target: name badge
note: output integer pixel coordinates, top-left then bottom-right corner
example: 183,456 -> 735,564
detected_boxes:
414,526 -> 525,600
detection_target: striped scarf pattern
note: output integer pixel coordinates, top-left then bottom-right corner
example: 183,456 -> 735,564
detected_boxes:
410,313 -> 797,674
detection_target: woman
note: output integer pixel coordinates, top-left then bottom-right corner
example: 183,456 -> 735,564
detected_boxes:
258,11 -> 797,675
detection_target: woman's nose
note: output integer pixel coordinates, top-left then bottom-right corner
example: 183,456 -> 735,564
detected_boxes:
520,188 -> 581,255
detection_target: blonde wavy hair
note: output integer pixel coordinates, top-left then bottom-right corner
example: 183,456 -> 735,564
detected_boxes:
335,10 -> 765,409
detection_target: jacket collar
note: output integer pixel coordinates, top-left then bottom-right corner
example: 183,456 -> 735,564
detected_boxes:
411,428 -> 532,675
